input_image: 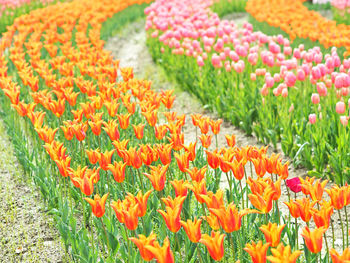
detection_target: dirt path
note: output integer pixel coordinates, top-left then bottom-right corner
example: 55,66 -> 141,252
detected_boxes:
0,119 -> 69,262
105,18 -> 346,253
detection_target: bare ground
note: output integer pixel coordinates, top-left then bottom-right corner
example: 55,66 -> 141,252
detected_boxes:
105,18 -> 347,254
0,119 -> 69,262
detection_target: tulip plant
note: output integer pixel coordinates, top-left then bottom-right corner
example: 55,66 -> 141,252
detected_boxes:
146,0 -> 350,185
0,0 -> 350,262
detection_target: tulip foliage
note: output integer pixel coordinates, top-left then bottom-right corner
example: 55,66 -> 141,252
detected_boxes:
146,0 -> 350,185
0,0 -> 350,262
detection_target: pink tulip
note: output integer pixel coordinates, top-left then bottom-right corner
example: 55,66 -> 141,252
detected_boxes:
340,116 -> 348,127
311,93 -> 320,104
309,114 -> 317,124
336,101 -> 346,114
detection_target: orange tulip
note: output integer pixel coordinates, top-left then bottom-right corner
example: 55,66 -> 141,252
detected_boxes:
161,89 -> 176,109
132,190 -> 153,217
86,148 -> 100,165
231,159 -> 245,180
72,122 -> 88,141
142,110 -> 158,127
103,100 -> 119,117
144,164 -> 169,191
61,122 -> 74,141
123,203 -> 139,230
107,161 -> 127,183
72,109 -> 83,122
183,142 -> 196,162
168,133 -> 184,151
225,134 -> 236,147
301,226 -> 326,253
158,201 -> 183,233
248,187 -> 275,213
325,185 -> 347,210
88,119 -> 103,136
35,126 -> 58,144
202,213 -> 220,230
126,147 -> 143,169
145,237 -> 174,263
188,180 -> 208,203
284,200 -> 300,219
185,166 -> 207,182
72,172 -> 95,196
251,157 -> 267,178
210,119 -> 223,135
117,113 -> 131,129
259,223 -> 286,247
300,178 -> 327,202
311,201 -> 333,229
157,143 -> 172,165
170,179 -> 190,197
174,152 -> 190,173
154,124 -> 168,140
244,240 -> 270,263
84,193 -> 109,218
55,157 -> 71,178
102,119 -> 120,141
330,248 -> 350,263
296,198 -> 317,223
266,243 -> 302,263
205,149 -> 220,169
198,117 -> 210,134
132,123 -> 145,140
130,233 -> 157,262
108,138 -> 125,153
199,134 -> 212,148
199,231 -> 225,261
180,218 -> 202,243
210,203 -> 259,233
201,189 -> 225,210
99,149 -> 115,171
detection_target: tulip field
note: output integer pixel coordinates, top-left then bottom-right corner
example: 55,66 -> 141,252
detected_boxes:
1,0 -> 350,262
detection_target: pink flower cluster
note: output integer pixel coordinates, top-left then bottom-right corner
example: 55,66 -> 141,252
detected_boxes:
145,0 -> 350,126
332,0 -> 350,10
0,0 -> 54,18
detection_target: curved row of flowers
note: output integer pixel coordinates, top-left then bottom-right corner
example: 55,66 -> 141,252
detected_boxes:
0,0 -> 350,262
0,0 -> 64,35
145,0 -> 350,185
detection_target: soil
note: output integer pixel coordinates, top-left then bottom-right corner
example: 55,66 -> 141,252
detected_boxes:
105,18 -> 347,254
0,119 -> 69,262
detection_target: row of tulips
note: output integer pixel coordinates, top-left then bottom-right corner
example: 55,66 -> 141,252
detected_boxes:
1,0 -> 350,262
246,0 -> 350,54
145,0 -> 350,185
0,0 -> 64,35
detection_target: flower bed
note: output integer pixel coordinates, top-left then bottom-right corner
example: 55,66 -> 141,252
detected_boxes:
1,0 -> 350,262
0,0 -> 65,35
146,0 -> 350,185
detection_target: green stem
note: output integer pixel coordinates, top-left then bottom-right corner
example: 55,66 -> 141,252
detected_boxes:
345,205 -> 349,248
100,217 -> 110,250
124,225 -> 131,263
337,209 -> 345,251
80,190 -> 86,227
90,216 -> 95,256
137,169 -> 145,193
197,243 -> 204,263
330,216 -> 335,248
230,233 -> 235,261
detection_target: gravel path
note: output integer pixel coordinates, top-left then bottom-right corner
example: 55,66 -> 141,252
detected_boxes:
0,119 -> 69,262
